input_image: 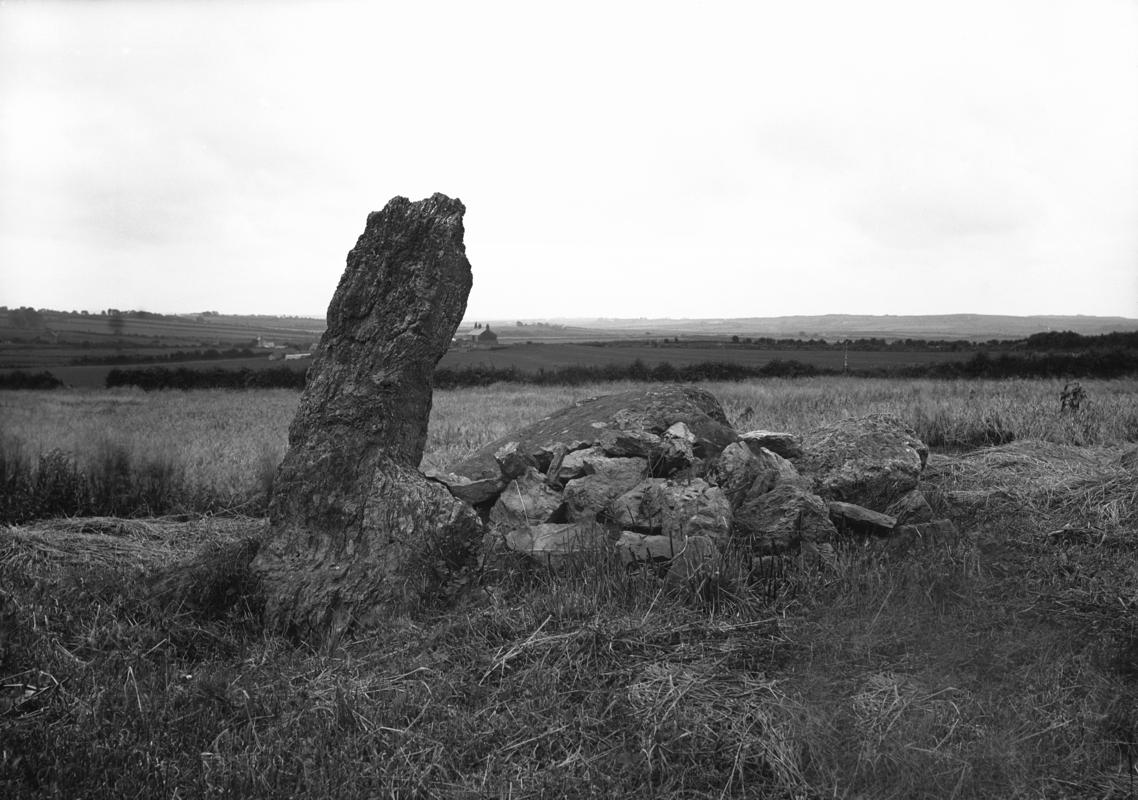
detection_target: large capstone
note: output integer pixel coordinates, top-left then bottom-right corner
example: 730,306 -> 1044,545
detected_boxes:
253,194 -> 482,644
437,385 -> 738,502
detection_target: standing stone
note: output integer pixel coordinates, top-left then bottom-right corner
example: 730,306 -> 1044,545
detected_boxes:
253,194 -> 482,643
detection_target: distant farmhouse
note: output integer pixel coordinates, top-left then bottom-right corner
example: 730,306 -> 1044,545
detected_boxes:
475,326 -> 498,347
451,324 -> 501,350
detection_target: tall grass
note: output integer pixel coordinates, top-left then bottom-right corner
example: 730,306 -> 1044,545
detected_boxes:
2,378 -> 1135,522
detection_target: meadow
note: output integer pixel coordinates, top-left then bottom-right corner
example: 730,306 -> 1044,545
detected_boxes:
2,377 -> 1138,797
2,378 -> 1135,521
2,341 -> 967,389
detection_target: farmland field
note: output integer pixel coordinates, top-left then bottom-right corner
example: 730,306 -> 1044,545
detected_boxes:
4,341 -> 973,389
2,377 -> 1138,797
441,341 -> 970,372
3,378 -> 1136,511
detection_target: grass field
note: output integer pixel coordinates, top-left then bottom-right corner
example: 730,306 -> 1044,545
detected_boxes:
439,342 -> 970,373
0,310 -> 325,369
2,378 -> 1138,797
3,378 -> 1134,512
2,340 -> 972,389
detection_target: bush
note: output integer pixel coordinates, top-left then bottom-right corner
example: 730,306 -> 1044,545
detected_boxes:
0,371 -> 62,390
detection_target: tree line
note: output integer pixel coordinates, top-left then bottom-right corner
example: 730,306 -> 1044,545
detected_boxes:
103,366 -> 307,390
94,348 -> 1138,389
4,341 -> 1137,391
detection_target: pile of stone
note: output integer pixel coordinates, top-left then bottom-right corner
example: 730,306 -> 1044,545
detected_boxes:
429,385 -> 956,581
253,193 -> 956,645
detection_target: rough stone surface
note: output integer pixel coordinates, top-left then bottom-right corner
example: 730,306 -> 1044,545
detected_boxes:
553,447 -> 604,484
489,467 -> 564,529
423,470 -> 502,505
885,489 -> 935,526
447,386 -> 737,491
796,414 -> 929,509
254,194 -> 479,643
611,478 -> 732,545
739,430 -> 804,460
260,458 -> 483,639
505,522 -> 610,569
827,501 -> 897,537
563,469 -> 647,522
616,532 -> 686,565
708,442 -> 763,508
610,478 -> 667,530
746,447 -> 812,497
733,484 -> 837,555
614,533 -> 721,586
494,442 -> 537,482
590,454 -> 649,481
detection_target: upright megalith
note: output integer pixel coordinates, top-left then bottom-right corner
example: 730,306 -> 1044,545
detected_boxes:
253,194 -> 482,644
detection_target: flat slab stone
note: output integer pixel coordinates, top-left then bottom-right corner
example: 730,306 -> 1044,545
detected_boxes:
827,501 -> 896,537
739,430 -> 804,460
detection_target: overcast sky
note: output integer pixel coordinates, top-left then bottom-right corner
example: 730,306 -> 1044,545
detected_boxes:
1,0 -> 1136,320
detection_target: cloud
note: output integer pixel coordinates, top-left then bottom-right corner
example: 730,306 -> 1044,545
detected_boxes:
1,0 -> 1136,318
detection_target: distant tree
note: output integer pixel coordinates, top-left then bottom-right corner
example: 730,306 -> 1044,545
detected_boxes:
10,307 -> 44,329
731,335 -> 740,344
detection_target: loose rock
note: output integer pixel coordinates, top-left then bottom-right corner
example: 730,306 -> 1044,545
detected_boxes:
615,532 -> 686,565
733,484 -> 837,555
563,468 -> 647,522
708,441 -> 764,508
614,533 -> 722,587
885,489 -> 935,525
746,447 -> 812,497
827,501 -> 896,537
505,523 -> 611,570
489,467 -> 564,529
739,430 -> 804,460
796,414 -> 929,509
611,478 -> 731,546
